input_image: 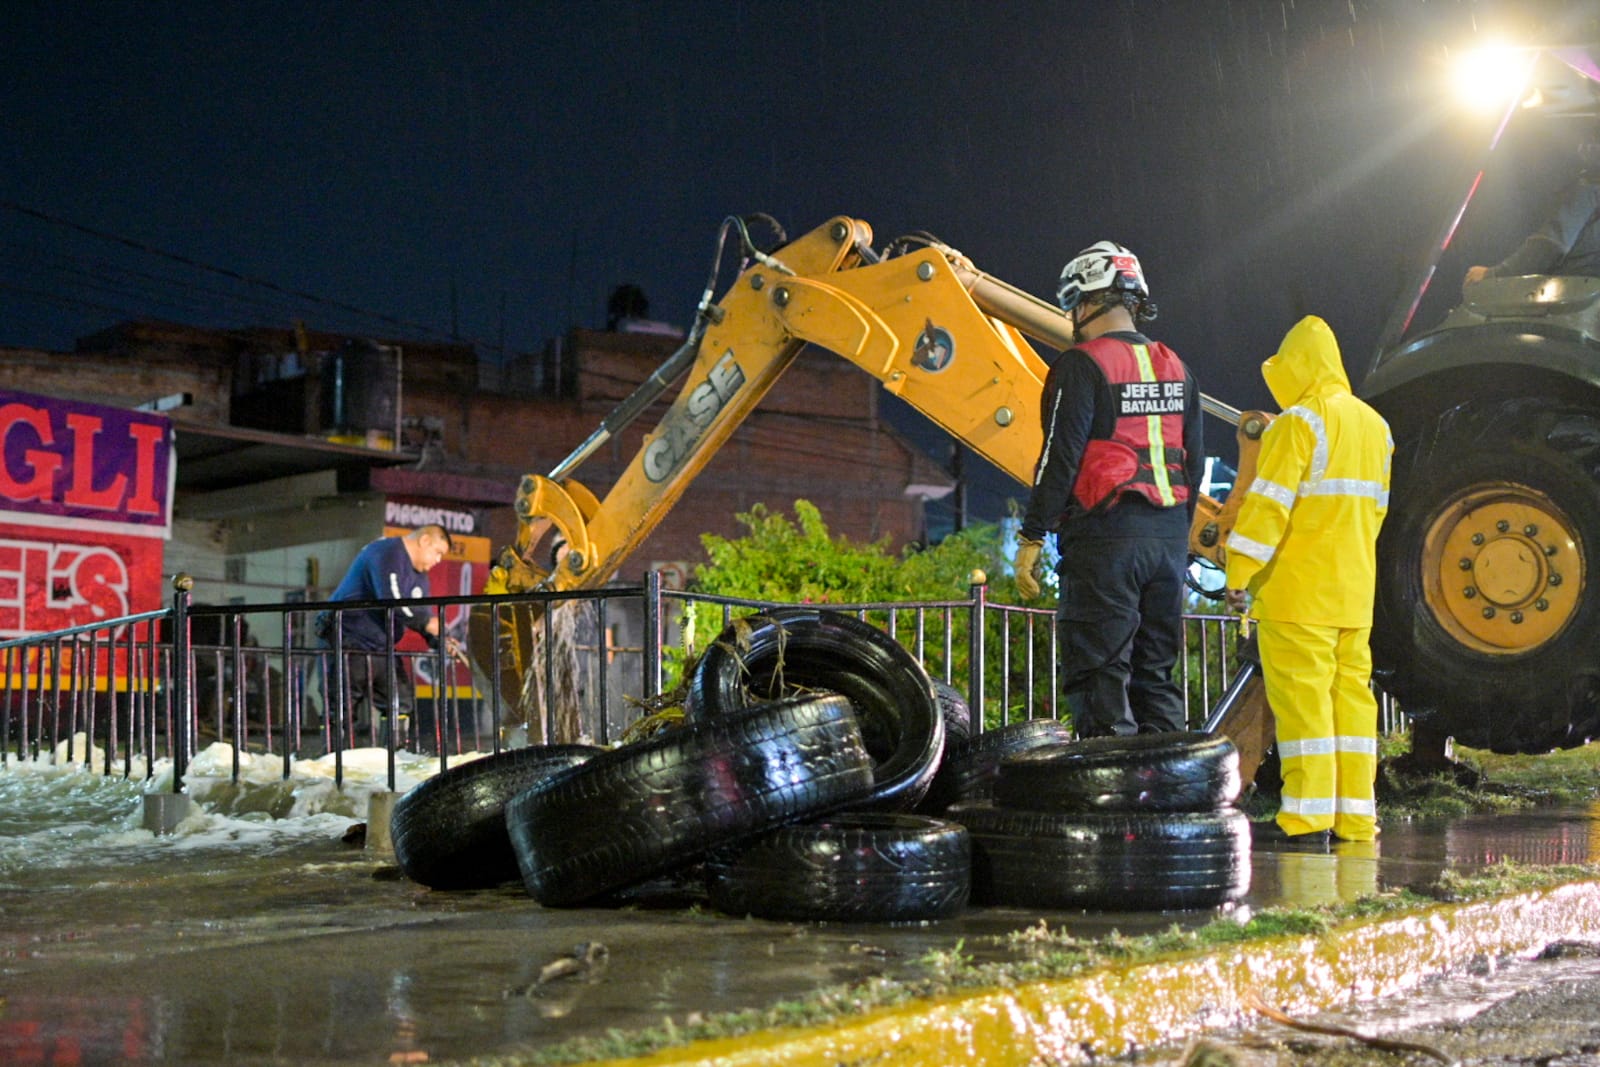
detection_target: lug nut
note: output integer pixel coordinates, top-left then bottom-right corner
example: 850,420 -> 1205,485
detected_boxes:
1524,524 -> 1539,536
1463,587 -> 1477,598
1537,598 -> 1549,611
1545,543 -> 1559,556
1550,573 -> 1563,586
1511,611 -> 1524,624
1458,557 -> 1472,570
1496,519 -> 1511,533
1482,606 -> 1496,619
1471,532 -> 1485,545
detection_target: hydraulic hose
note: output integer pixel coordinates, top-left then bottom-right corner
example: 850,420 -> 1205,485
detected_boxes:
546,332 -> 702,482
545,215 -> 759,482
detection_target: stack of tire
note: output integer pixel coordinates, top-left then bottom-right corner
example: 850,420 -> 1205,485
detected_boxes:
387,608 -> 1249,919
950,731 -> 1252,911
389,607 -> 971,923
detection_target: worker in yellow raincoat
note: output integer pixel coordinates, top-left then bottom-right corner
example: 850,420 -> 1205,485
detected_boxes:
1224,316 -> 1393,844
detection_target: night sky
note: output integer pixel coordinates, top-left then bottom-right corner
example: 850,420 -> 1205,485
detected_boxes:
4,1 -> 1599,511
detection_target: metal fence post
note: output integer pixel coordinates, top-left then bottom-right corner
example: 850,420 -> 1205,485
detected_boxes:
644,570 -> 663,698
968,578 -> 987,731
171,574 -> 192,792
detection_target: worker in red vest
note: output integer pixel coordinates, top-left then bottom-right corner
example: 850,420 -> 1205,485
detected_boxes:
1013,241 -> 1206,737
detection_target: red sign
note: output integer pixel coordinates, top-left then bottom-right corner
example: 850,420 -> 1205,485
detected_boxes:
0,521 -> 165,638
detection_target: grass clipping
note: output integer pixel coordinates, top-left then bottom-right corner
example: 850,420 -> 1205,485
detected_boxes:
619,613 -> 817,746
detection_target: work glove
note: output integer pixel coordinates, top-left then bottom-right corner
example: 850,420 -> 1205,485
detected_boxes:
1013,537 -> 1044,600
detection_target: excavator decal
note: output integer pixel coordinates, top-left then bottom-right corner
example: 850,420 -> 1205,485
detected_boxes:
911,321 -> 954,373
643,350 -> 747,483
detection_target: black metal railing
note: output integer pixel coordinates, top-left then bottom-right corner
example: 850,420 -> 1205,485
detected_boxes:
0,571 -> 1399,792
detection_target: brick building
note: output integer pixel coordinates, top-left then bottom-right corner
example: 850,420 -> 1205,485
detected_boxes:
0,318 -> 952,607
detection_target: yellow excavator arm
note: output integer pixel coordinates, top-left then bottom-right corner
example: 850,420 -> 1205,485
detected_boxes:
488,215 -> 1260,596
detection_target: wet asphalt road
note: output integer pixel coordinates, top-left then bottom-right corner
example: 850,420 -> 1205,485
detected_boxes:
2,805 -> 1599,1065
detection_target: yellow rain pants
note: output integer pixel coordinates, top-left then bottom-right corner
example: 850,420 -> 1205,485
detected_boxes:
1257,619 -> 1379,842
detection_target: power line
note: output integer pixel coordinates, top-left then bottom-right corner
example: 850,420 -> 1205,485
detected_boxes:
1,200 -> 463,344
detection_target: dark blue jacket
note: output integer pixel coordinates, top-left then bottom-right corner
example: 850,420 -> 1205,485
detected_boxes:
318,536 -> 432,650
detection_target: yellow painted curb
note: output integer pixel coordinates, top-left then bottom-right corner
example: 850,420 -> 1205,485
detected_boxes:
589,880 -> 1600,1066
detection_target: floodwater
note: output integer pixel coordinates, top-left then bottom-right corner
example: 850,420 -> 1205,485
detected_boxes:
2,747 -> 1598,1067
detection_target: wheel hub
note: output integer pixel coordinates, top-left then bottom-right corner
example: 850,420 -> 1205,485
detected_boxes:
1422,483 -> 1583,653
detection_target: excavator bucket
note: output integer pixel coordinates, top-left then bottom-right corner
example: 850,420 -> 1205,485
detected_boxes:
464,596 -> 592,745
465,600 -> 539,736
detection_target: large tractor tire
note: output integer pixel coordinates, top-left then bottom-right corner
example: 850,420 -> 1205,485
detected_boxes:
1376,398 -> 1600,753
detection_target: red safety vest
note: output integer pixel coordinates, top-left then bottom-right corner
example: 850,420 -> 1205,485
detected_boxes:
1070,337 -> 1190,512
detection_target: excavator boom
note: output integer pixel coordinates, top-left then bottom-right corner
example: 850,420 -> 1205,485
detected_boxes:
489,216 -> 1258,597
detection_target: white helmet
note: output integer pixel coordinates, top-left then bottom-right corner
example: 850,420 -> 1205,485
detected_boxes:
1056,241 -> 1149,313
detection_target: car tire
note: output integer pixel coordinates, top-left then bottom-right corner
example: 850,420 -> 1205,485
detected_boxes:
686,607 -> 943,812
991,731 -> 1241,814
917,717 -> 1075,814
706,813 -> 970,923
390,744 -> 602,890
952,802 -> 1252,911
934,680 -> 972,744
506,693 -> 874,906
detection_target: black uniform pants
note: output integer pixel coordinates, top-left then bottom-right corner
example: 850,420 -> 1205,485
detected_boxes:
1055,534 -> 1188,737
319,643 -> 420,749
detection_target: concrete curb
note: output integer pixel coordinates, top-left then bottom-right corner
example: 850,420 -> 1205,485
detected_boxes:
585,880 -> 1600,1066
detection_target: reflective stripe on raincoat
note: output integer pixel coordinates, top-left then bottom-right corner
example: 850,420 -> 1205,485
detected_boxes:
1223,315 -> 1393,627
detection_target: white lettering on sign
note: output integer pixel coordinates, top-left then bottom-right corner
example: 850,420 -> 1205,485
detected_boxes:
643,350 -> 746,483
0,540 -> 130,636
384,501 -> 477,534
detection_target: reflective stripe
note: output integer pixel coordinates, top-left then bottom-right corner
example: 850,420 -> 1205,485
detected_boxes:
1299,477 -> 1387,504
1282,404 -> 1329,481
1033,389 -> 1063,486
1335,734 -> 1379,756
1279,793 -> 1336,816
1132,344 -> 1177,506
1278,736 -> 1337,758
1225,530 -> 1275,563
390,573 -> 419,619
1335,797 -> 1377,815
1248,477 -> 1296,508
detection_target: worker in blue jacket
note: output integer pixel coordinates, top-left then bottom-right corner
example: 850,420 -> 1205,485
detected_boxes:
316,524 -> 461,750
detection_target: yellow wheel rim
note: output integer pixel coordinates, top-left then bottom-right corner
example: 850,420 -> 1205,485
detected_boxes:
1420,482 -> 1585,654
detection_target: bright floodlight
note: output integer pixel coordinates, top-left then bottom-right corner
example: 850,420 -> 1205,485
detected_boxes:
1452,45 -> 1537,112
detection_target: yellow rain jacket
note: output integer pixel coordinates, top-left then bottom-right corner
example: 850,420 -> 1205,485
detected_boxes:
1224,316 -> 1393,625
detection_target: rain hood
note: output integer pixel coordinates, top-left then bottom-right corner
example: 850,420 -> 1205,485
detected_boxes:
1261,315 -> 1351,409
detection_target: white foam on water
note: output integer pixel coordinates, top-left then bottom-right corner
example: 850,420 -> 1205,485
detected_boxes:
0,735 -> 492,876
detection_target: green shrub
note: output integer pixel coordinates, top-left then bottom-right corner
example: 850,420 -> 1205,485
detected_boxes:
673,501 -> 1250,731
668,501 -> 1054,725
